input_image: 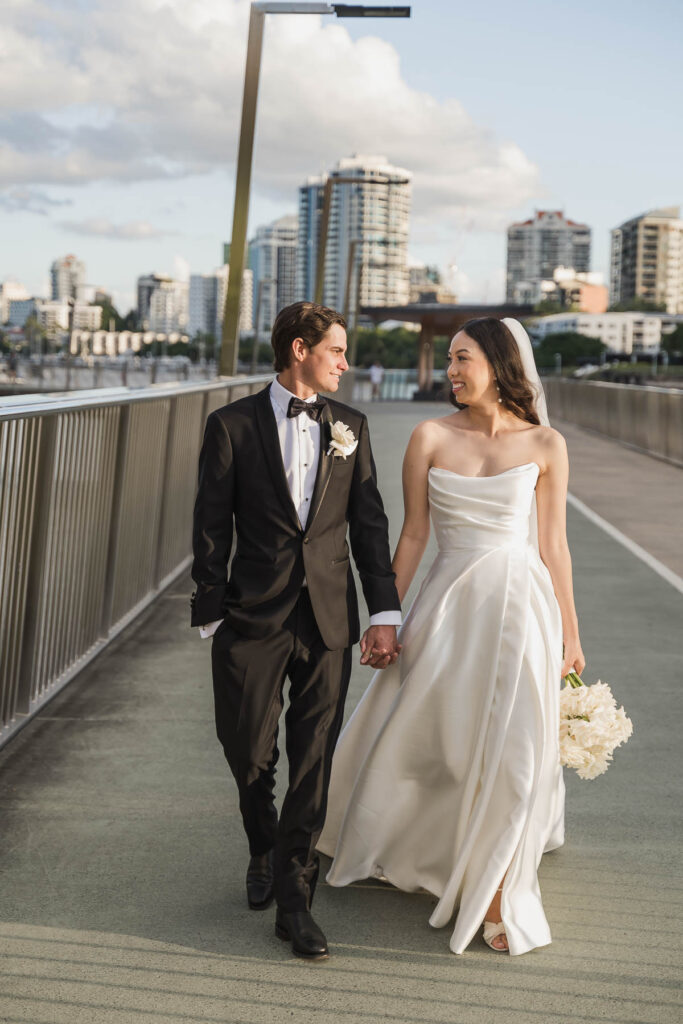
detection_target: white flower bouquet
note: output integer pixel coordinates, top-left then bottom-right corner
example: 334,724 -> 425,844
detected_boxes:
559,671 -> 633,780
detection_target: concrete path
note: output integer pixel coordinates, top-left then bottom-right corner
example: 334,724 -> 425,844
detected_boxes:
1,403 -> 682,1024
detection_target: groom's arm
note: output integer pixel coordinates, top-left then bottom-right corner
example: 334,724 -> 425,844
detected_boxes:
191,411 -> 235,628
347,415 -> 401,621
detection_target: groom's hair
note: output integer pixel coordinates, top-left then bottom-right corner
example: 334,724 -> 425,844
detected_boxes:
271,302 -> 347,372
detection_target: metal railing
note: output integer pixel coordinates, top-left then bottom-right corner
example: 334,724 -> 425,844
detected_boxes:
352,368 -> 419,402
0,375 -> 272,749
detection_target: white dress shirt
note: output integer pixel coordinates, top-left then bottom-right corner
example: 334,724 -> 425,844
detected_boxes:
199,377 -> 401,637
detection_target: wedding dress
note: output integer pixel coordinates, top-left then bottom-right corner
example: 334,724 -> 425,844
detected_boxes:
318,460 -> 565,956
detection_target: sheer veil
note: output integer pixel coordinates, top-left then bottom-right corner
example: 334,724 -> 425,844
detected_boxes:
501,318 -> 550,427
500,317 -> 549,552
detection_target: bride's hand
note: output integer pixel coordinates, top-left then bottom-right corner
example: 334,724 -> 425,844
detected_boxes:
561,637 -> 586,678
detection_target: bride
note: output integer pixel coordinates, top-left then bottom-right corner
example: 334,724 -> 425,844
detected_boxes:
318,317 -> 585,956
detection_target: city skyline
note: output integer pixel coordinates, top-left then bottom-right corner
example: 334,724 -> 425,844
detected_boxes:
2,0 -> 681,312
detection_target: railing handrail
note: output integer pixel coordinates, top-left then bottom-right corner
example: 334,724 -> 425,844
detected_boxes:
0,374 -> 275,421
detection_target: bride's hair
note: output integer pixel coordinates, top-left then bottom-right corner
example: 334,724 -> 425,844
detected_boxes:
449,317 -> 540,425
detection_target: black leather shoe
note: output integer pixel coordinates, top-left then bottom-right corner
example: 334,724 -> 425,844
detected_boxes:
275,909 -> 329,960
246,851 -> 274,910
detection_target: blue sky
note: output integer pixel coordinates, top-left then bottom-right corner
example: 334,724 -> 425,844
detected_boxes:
1,0 -> 681,311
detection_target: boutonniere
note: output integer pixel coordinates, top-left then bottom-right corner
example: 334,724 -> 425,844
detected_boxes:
327,420 -> 358,459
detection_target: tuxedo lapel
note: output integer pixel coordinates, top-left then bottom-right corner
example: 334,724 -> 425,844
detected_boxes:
254,386 -> 301,530
306,402 -> 334,529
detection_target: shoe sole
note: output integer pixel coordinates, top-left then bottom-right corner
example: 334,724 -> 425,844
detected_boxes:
247,894 -> 274,911
275,923 -> 329,961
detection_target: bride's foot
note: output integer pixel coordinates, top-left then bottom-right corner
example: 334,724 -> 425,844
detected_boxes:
483,886 -> 508,952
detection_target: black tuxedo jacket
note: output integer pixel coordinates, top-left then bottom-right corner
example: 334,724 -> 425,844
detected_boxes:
191,385 -> 400,650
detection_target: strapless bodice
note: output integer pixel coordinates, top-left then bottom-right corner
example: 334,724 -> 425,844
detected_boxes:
428,462 -> 540,551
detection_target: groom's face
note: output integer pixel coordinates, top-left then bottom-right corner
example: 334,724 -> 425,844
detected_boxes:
299,324 -> 349,394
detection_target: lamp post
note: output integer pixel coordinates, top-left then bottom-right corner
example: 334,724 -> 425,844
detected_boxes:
219,2 -> 410,377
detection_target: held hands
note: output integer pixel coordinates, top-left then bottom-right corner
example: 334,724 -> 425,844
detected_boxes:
561,635 -> 586,678
360,625 -> 402,670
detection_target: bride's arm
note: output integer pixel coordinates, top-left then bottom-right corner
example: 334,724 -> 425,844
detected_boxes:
536,429 -> 586,677
391,423 -> 432,603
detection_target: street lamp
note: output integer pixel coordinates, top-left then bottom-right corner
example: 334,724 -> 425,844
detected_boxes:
219,1 -> 411,377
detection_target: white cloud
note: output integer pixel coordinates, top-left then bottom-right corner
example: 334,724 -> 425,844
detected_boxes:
0,185 -> 72,214
1,0 -> 541,230
59,218 -> 169,239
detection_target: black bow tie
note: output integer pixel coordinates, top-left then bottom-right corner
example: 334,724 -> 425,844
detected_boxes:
287,396 -> 326,421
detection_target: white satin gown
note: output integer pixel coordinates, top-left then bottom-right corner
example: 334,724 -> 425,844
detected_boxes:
318,462 -> 565,956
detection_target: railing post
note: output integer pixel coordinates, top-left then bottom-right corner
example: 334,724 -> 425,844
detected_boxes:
16,416 -> 56,714
100,405 -> 131,636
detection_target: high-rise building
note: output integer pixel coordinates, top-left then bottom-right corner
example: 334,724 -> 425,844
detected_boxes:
610,206 -> 683,314
506,211 -> 591,303
188,266 -> 253,339
249,216 -> 298,333
50,254 -> 86,301
0,280 -> 29,323
148,280 -> 188,334
297,155 -> 412,316
137,273 -> 173,328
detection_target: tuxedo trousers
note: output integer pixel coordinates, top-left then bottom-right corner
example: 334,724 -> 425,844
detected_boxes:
211,588 -> 352,912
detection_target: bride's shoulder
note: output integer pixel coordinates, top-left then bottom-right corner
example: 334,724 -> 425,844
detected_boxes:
412,413 -> 460,438
533,425 -> 568,465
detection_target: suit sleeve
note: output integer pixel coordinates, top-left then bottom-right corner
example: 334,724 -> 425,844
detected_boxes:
347,415 -> 401,617
190,411 -> 234,627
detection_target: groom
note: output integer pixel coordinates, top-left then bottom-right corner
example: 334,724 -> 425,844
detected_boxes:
191,301 -> 401,960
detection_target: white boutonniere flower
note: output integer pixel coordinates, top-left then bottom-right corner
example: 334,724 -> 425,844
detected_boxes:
327,420 -> 358,459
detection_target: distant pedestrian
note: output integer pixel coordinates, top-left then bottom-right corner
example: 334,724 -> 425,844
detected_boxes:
369,359 -> 384,400
7,350 -> 18,383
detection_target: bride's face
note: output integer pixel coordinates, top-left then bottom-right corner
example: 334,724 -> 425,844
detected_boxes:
447,331 -> 496,406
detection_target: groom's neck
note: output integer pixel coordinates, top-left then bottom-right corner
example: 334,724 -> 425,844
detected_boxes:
276,370 -> 317,400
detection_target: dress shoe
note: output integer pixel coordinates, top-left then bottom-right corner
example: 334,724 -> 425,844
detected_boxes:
275,909 -> 329,960
246,851 -> 274,910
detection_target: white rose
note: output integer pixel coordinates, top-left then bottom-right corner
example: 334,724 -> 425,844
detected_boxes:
327,420 -> 358,459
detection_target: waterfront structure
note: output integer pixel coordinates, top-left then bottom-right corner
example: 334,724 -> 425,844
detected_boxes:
529,311 -> 683,353
506,211 -> 591,303
50,254 -> 86,301
188,266 -> 253,339
610,206 -> 683,314
250,215 -> 298,332
297,155 -> 411,313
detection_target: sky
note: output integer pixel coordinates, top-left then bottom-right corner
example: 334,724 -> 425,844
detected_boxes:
1,0 -> 681,313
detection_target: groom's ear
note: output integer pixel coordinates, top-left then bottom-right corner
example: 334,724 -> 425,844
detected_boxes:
291,336 -> 308,363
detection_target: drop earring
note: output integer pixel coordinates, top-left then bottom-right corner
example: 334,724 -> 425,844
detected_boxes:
495,379 -> 502,404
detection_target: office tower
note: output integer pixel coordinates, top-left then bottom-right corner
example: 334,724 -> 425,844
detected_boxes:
610,206 -> 683,314
188,267 -> 253,339
506,211 -> 591,303
50,254 -> 86,301
297,155 -> 412,314
250,215 -> 298,333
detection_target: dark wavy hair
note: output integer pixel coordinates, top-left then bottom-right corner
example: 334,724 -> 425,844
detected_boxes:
271,301 -> 347,373
448,317 -> 540,425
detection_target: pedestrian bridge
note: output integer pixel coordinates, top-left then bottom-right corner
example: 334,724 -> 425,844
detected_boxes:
0,382 -> 681,1022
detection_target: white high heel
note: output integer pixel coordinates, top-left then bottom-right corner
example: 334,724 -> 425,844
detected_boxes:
483,887 -> 508,952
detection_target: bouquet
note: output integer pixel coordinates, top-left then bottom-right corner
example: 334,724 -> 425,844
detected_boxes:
559,671 -> 633,780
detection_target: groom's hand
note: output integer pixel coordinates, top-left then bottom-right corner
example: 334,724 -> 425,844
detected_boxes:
360,625 -> 401,670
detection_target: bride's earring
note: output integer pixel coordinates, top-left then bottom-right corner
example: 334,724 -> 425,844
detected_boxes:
495,379 -> 502,404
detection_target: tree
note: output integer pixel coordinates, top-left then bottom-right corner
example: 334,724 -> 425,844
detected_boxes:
534,331 -> 607,367
661,324 -> 683,355
608,297 -> 666,313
